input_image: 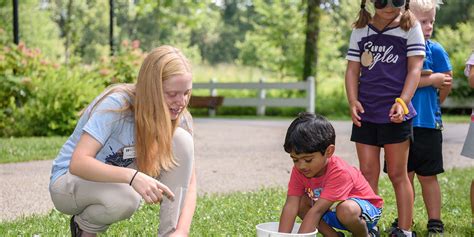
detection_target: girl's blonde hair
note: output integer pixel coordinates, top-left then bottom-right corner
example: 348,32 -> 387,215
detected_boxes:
410,0 -> 443,12
353,0 -> 418,31
134,46 -> 192,177
88,46 -> 192,177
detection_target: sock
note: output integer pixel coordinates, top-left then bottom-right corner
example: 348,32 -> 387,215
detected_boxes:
401,229 -> 412,237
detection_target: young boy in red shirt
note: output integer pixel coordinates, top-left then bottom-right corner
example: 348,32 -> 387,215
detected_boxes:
278,113 -> 383,236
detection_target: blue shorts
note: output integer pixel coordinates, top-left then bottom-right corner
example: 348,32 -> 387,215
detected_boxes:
322,198 -> 382,231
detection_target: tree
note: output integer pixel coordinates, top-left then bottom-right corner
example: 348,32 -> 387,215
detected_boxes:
237,1 -> 306,79
0,0 -> 64,59
436,0 -> 474,29
303,0 -> 321,81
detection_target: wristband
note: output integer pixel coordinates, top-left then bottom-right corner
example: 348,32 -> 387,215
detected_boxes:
129,170 -> 139,186
395,98 -> 409,115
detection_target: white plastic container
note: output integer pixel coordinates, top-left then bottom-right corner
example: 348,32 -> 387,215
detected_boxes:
256,222 -> 318,237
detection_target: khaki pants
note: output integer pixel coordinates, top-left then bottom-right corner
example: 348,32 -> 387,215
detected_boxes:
462,121 -> 474,159
50,128 -> 194,236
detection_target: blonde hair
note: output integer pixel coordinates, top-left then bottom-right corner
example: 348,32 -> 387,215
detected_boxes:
134,46 -> 192,177
353,0 -> 418,31
410,0 -> 443,12
87,46 -> 192,177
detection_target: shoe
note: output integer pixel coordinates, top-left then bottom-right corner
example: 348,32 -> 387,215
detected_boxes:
385,218 -> 399,233
390,227 -> 405,237
427,219 -> 444,236
70,215 -> 82,237
389,227 -> 417,237
369,226 -> 380,237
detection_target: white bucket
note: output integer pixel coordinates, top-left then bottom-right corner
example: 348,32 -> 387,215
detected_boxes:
256,222 -> 318,237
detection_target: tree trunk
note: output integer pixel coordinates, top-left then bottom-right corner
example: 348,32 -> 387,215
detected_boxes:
303,0 -> 321,81
64,0 -> 74,64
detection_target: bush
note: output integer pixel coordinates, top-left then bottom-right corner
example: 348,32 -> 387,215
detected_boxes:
0,34 -> 105,136
434,22 -> 474,100
95,40 -> 146,86
7,69 -> 103,136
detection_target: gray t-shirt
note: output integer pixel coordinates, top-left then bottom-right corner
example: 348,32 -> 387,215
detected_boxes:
50,92 -> 135,184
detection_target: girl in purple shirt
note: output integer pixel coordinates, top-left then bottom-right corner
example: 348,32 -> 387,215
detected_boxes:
345,0 -> 425,236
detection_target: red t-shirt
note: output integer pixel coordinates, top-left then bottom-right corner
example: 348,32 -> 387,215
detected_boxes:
287,155 -> 383,208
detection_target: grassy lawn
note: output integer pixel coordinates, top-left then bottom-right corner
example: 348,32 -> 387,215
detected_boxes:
442,114 -> 472,123
0,168 -> 472,236
0,136 -> 67,164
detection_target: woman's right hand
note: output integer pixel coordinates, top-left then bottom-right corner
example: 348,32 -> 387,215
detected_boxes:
349,100 -> 364,127
130,171 -> 175,204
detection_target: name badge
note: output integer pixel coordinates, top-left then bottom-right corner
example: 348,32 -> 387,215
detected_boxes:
123,146 -> 136,159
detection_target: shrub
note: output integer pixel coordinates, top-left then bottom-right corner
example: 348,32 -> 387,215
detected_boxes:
4,68 -> 103,136
434,22 -> 474,100
93,40 -> 146,86
0,33 -> 105,136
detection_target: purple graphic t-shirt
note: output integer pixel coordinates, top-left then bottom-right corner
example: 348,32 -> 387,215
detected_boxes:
346,23 -> 425,124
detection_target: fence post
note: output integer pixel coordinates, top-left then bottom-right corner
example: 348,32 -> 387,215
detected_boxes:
257,77 -> 266,116
307,76 -> 315,113
209,78 -> 217,117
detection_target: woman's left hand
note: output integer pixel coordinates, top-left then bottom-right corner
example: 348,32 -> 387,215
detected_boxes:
389,102 -> 404,123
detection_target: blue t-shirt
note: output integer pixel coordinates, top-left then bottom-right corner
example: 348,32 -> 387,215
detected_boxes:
411,40 -> 452,129
346,23 -> 425,123
50,92 -> 135,185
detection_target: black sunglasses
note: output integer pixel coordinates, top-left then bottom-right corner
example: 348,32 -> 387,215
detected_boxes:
373,0 -> 406,9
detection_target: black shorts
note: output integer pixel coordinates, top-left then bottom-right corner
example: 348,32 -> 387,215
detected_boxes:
351,120 -> 413,147
407,127 -> 444,176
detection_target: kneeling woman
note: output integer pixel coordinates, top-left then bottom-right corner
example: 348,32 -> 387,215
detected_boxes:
49,45 -> 196,237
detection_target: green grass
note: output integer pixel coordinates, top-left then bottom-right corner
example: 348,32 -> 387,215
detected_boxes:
442,114 -> 472,123
0,136 -> 67,164
1,168 -> 472,236
193,63 -> 286,83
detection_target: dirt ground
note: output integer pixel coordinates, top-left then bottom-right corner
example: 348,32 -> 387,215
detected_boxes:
1,118 -> 473,222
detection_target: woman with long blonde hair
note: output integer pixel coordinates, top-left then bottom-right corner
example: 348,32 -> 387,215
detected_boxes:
49,45 -> 196,237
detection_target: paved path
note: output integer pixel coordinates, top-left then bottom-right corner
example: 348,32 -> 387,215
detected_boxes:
1,119 -> 473,222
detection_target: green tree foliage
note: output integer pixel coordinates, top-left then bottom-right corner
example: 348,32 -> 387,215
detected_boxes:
48,0 -> 109,63
434,21 -> 474,99
188,1 -> 255,64
237,1 -> 306,79
311,0 -> 359,115
74,0 -> 110,62
435,0 -> 474,29
0,0 -> 64,59
114,1 -> 203,52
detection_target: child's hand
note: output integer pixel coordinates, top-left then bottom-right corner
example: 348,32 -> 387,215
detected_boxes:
441,74 -> 452,88
432,73 -> 452,89
389,102 -> 404,123
349,100 -> 364,127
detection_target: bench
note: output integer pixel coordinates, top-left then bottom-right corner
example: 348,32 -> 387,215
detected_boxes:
189,95 -> 224,116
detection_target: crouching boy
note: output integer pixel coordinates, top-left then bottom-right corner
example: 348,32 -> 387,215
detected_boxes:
278,113 -> 383,237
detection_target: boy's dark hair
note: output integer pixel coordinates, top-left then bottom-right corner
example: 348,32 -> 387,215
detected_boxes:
284,112 -> 335,155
